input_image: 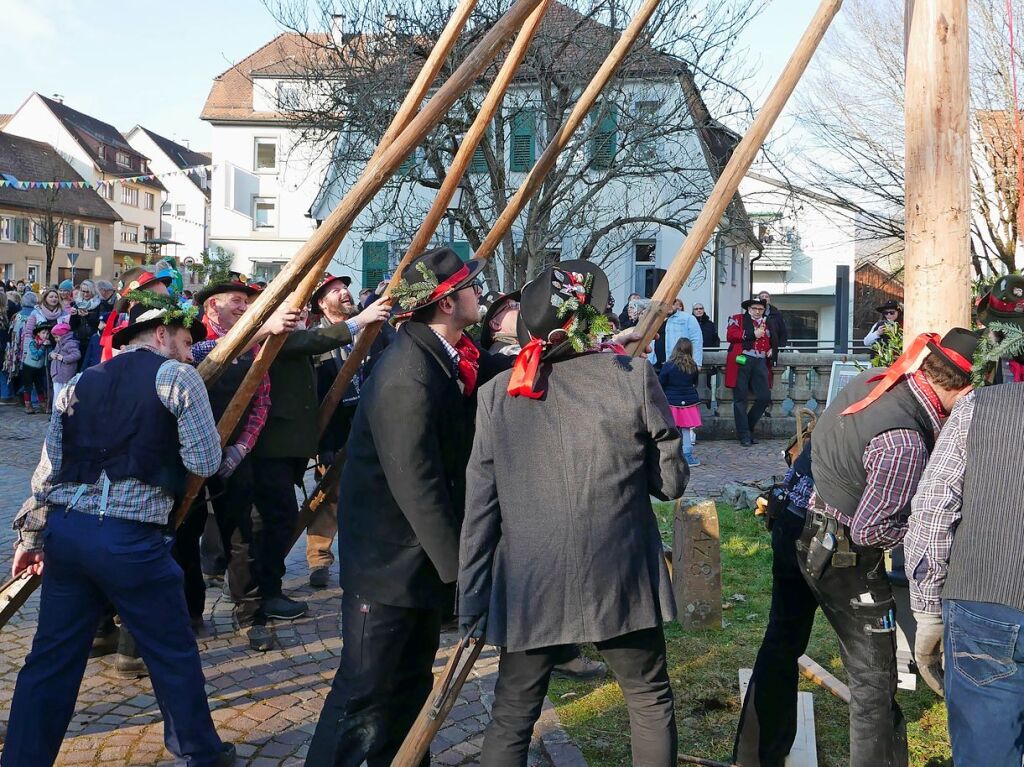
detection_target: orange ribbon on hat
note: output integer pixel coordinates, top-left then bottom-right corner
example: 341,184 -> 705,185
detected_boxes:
842,332 -> 953,416
508,337 -> 545,399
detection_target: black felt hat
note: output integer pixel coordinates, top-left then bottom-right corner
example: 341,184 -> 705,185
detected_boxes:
875,300 -> 902,314
977,274 -> 1024,328
310,273 -> 353,308
741,297 -> 766,310
480,290 -> 521,349
927,327 -> 981,376
194,281 -> 259,307
112,297 -> 205,349
516,260 -> 610,355
390,247 -> 484,313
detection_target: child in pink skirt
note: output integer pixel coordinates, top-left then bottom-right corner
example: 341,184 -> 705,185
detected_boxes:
658,337 -> 702,466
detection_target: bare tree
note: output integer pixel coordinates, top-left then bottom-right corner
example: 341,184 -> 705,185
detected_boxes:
788,0 -> 1024,277
28,184 -> 69,287
259,0 -> 765,289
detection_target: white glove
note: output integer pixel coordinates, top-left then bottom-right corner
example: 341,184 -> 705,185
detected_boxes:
914,610 -> 945,697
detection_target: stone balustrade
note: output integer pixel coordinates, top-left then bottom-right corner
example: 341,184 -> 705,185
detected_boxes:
693,350 -> 872,440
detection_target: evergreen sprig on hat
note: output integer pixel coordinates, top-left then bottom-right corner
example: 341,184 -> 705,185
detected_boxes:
391,262 -> 439,310
972,321 -> 1024,387
123,289 -> 199,330
553,272 -> 613,353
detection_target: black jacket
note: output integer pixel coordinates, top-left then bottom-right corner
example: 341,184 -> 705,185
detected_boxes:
696,314 -> 720,349
337,321 -> 476,610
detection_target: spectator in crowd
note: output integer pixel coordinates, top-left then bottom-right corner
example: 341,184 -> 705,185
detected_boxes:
651,298 -> 703,371
726,298 -> 776,446
0,286 -> 12,401
604,294 -> 620,331
48,322 -> 81,403
24,290 -> 68,383
96,280 -> 117,313
758,290 -> 788,357
21,320 -> 53,414
659,337 -> 703,466
619,292 -> 642,328
693,303 -> 719,349
70,279 -> 103,354
4,292 -> 37,394
57,279 -> 75,313
864,300 -> 902,347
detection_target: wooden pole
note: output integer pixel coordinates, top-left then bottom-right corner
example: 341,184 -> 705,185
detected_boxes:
902,0 -> 971,339
192,0 -> 545,389
315,0 -> 553,436
167,0 -> 501,527
625,0 -> 845,356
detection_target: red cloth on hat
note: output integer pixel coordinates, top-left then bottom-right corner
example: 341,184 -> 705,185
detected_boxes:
455,333 -> 480,397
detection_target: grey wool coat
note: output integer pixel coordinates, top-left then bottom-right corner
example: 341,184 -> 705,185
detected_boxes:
458,351 -> 688,652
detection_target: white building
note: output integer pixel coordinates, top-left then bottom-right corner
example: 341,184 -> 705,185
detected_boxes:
124,126 -> 211,267
2,93 -> 164,277
201,8 -> 758,331
742,171 -> 859,349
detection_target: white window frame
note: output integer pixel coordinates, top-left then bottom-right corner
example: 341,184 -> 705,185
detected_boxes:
121,185 -> 139,207
144,192 -> 155,210
633,238 -> 657,297
254,137 -> 278,173
30,222 -> 45,245
60,223 -> 74,248
121,224 -> 139,244
83,226 -> 99,251
0,216 -> 12,242
175,203 -> 186,217
252,196 -> 277,230
276,82 -> 302,111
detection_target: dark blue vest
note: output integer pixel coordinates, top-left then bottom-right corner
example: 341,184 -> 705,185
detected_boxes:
56,349 -> 184,496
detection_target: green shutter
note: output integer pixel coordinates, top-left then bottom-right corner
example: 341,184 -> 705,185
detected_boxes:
95,226 -> 100,250
452,241 -> 471,262
509,110 -> 535,172
590,105 -> 618,169
362,241 -> 389,288
16,218 -> 28,243
77,225 -> 84,247
469,145 -> 488,174
397,150 -> 415,176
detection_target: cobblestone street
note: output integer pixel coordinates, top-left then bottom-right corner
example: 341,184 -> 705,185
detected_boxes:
0,405 -> 785,766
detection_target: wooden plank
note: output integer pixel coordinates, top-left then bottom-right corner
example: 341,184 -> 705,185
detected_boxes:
739,669 -> 818,767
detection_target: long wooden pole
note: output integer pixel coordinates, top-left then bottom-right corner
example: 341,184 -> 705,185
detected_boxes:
625,0 -> 845,356
902,0 -> 971,339
193,0 -> 545,388
317,0 -> 669,437
169,0 -> 483,528
315,0 -> 553,437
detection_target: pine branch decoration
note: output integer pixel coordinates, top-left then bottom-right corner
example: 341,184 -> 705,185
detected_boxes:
391,262 -> 439,310
123,289 -> 199,329
554,273 -> 611,352
972,322 -> 1024,387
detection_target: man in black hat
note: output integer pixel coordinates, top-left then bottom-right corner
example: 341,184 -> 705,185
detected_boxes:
459,260 -> 687,766
864,300 -> 902,347
8,294 -> 237,767
307,247 -> 488,766
725,298 -> 776,446
480,290 -> 522,355
790,327 -> 978,767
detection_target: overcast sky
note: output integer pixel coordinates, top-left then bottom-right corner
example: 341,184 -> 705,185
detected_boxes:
1,0 -> 819,151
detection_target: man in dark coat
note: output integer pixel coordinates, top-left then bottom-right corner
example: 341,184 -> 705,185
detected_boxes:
306,247 -> 486,767
250,292 -> 390,614
459,261 -> 688,767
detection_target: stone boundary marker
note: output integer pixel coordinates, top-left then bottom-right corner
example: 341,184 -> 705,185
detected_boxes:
672,498 -> 722,630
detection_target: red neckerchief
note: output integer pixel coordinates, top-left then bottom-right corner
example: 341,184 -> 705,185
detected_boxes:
454,333 -> 479,397
910,370 -> 947,419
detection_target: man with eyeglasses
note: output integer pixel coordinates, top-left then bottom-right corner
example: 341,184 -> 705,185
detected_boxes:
726,298 -> 776,446
864,301 -> 903,348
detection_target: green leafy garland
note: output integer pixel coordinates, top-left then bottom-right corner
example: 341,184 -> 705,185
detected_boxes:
554,273 -> 613,353
870,323 -> 904,368
391,262 -> 439,310
972,321 -> 1024,387
123,289 -> 199,329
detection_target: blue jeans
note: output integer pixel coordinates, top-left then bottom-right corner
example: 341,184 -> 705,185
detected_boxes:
2,509 -> 225,767
944,599 -> 1024,767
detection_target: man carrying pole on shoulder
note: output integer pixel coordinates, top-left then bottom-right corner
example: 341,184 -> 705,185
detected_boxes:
5,293 -> 236,767
307,247 -> 487,767
793,327 -> 980,767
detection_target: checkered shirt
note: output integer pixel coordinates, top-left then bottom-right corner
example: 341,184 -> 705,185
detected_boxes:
13,345 -> 222,551
905,391 -> 975,615
191,336 -> 271,454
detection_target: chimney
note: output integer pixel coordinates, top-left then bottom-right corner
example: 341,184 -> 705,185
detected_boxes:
52,93 -> 64,104
182,139 -> 191,149
330,14 -> 346,47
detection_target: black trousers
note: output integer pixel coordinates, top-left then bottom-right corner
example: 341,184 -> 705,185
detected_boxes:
174,459 -> 261,626
306,592 -> 441,767
482,627 -> 676,767
795,515 -> 907,767
732,357 -> 770,440
251,455 -> 306,599
733,510 -> 819,766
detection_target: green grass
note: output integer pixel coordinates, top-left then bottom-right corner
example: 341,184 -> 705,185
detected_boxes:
548,503 -> 953,767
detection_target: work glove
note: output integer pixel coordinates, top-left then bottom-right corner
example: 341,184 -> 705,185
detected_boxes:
914,611 -> 945,697
459,612 -> 487,642
217,444 -> 247,479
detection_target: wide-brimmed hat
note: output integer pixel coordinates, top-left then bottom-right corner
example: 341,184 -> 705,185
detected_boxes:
926,327 -> 980,376
741,297 -> 767,310
480,290 -> 521,349
977,274 -> 1024,328
875,300 -> 902,315
310,273 -> 353,308
120,269 -> 173,296
32,320 -> 55,336
194,281 -> 259,306
390,247 -> 484,313
112,294 -> 204,349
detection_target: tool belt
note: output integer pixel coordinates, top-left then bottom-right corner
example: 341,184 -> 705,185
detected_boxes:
798,509 -> 858,580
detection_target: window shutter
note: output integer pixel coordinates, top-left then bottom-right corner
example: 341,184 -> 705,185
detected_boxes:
590,105 -> 618,169
469,145 -> 488,174
397,151 -> 415,176
509,110 -> 536,172
78,225 -> 84,247
362,241 -> 389,288
95,227 -> 100,250
16,218 -> 28,243
452,241 -> 471,262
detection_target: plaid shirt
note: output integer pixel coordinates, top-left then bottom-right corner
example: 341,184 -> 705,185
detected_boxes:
13,345 -> 222,551
429,326 -> 461,377
905,391 -> 975,615
809,373 -> 944,548
191,336 -> 271,454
